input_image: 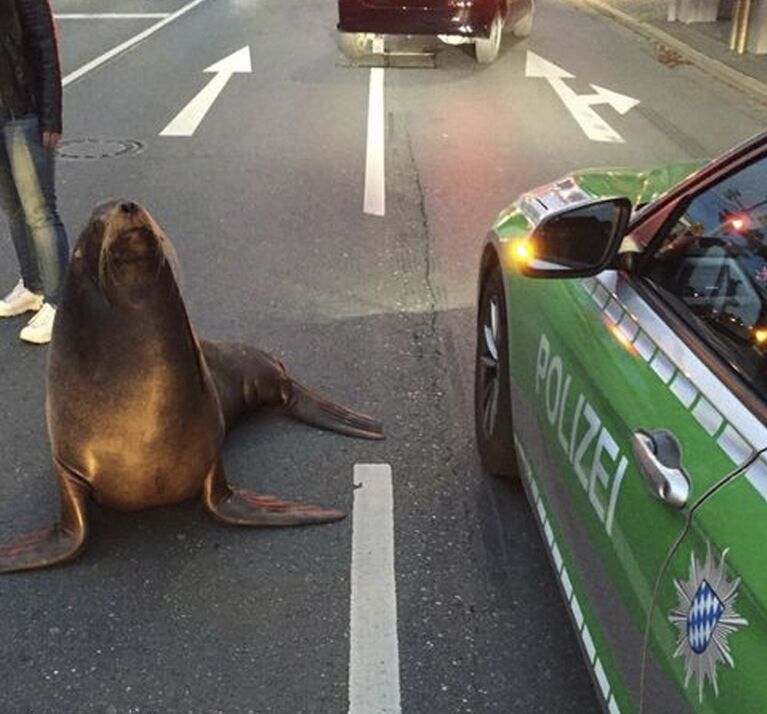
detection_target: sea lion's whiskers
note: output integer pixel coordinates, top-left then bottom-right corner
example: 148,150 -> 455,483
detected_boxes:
98,235 -> 117,289
144,214 -> 182,286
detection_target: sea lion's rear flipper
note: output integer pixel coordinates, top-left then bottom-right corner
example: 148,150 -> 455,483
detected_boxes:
287,381 -> 385,441
201,340 -> 385,440
0,464 -> 89,575
202,460 -> 345,526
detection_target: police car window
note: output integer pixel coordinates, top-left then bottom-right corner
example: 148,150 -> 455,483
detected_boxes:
644,154 -> 767,397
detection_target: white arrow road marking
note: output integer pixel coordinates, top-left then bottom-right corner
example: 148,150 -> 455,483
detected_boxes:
364,68 -> 386,216
525,51 -> 639,143
525,50 -> 574,80
63,0 -> 210,87
545,77 -> 625,144
586,84 -> 641,115
349,463 -> 401,714
160,47 -> 252,137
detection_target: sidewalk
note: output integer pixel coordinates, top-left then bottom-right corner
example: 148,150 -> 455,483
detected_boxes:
572,0 -> 767,104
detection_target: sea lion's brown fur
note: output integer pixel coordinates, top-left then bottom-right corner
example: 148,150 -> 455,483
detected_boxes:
0,200 -> 384,574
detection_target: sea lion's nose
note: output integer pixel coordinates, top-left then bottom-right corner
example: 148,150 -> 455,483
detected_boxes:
120,201 -> 138,215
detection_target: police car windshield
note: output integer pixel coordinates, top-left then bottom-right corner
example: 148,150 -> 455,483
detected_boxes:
646,155 -> 767,399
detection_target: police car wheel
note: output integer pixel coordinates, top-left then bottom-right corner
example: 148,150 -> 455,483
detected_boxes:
475,265 -> 519,478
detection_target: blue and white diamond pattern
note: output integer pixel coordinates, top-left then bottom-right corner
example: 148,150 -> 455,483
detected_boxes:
670,545 -> 748,701
687,580 -> 724,654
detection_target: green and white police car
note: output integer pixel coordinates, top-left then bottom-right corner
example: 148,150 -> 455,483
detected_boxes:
474,131 -> 767,713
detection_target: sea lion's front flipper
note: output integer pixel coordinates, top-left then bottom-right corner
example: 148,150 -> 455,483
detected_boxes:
287,381 -> 385,441
0,464 -> 90,575
202,460 -> 345,526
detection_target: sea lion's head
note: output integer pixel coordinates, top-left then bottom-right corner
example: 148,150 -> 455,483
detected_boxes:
73,200 -> 179,298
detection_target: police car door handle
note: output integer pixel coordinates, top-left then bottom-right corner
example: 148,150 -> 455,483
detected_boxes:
631,430 -> 691,509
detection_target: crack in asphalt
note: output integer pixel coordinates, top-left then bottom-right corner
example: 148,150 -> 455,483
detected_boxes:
404,125 -> 439,337
402,120 -> 489,708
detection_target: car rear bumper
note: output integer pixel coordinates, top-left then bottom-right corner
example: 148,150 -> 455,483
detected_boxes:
338,0 -> 497,38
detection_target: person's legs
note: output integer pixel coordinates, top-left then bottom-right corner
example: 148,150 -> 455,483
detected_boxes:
39,137 -> 70,286
0,114 -> 43,295
3,115 -> 69,306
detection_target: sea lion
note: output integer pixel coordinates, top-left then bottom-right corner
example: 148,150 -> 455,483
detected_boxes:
0,200 -> 384,574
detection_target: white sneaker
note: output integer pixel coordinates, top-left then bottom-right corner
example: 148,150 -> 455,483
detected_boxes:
0,279 -> 44,317
20,303 -> 56,345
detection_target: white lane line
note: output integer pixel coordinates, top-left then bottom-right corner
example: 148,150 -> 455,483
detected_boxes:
63,0 -> 210,87
349,463 -> 401,714
363,68 -> 386,217
56,13 -> 170,19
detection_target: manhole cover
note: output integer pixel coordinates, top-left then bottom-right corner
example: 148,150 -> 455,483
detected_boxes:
57,138 -> 144,160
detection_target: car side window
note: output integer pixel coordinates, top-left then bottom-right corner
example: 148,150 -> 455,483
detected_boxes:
643,154 -> 767,398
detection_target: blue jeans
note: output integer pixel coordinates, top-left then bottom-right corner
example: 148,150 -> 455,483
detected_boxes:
0,112 -> 69,305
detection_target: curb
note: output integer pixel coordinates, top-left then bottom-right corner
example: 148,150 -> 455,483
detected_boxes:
572,0 -> 767,106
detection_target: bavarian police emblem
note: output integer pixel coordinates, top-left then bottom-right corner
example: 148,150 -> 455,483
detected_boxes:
669,544 -> 747,701
687,580 -> 724,654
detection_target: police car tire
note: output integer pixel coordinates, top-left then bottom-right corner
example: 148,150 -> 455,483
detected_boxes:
475,265 -> 519,479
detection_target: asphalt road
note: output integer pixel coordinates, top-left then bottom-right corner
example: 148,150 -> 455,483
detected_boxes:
1,0 -> 766,712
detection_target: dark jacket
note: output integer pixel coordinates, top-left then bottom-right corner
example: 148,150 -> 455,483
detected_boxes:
0,0 -> 63,133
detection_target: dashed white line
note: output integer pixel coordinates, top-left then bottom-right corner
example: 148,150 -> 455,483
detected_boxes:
63,0 -> 211,87
363,68 -> 386,217
561,567 -> 574,599
570,595 -> 585,629
349,463 -> 401,714
516,436 -> 624,714
582,625 -> 597,663
594,658 -> 611,700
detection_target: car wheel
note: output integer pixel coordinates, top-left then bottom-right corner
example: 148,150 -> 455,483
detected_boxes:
338,32 -> 371,59
474,12 -> 503,64
509,0 -> 534,37
475,264 -> 519,478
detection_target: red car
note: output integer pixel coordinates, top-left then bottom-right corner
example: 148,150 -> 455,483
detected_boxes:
338,0 -> 535,64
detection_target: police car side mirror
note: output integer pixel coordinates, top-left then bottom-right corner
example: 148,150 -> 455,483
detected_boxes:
517,197 -> 632,279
